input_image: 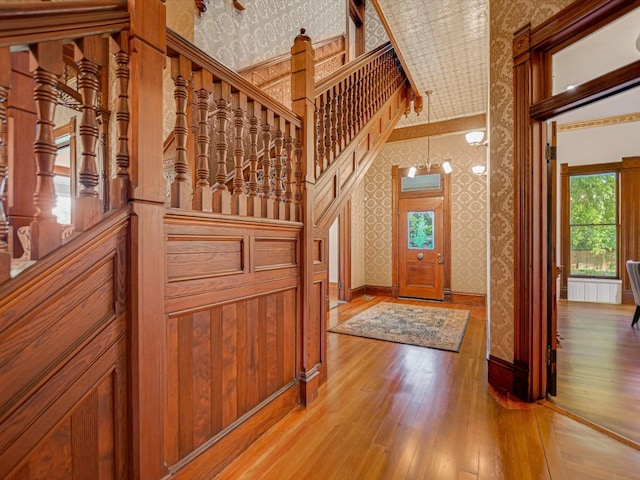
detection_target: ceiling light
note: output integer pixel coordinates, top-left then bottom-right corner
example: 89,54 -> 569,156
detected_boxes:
405,91 -> 453,175
465,131 -> 487,147
472,165 -> 487,175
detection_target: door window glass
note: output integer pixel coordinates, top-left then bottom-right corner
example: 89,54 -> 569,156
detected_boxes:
407,211 -> 435,249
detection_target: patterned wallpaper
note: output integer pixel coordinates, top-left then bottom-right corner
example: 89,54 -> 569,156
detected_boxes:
194,0 -> 345,72
365,2 -> 390,52
362,134 -> 487,294
351,182 -> 366,289
166,0 -> 194,41
488,0 -> 574,361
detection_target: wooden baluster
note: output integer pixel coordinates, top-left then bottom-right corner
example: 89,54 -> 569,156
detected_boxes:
331,84 -> 342,159
294,136 -> 302,222
323,92 -> 332,168
212,81 -> 231,214
193,69 -> 212,212
0,47 -> 10,281
341,78 -> 349,148
170,56 -> 193,209
284,126 -> 295,221
246,101 -> 261,217
357,69 -> 364,129
110,34 -> 131,210
231,92 -> 247,216
272,117 -> 285,219
74,36 -> 104,232
260,109 -> 274,219
344,75 -> 352,144
29,41 -> 63,260
315,96 -> 324,178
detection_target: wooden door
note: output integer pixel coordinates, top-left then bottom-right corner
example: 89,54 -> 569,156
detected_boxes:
547,121 -> 558,396
398,196 -> 444,300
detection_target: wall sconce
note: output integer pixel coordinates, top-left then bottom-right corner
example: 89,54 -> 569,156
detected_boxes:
407,166 -> 418,178
465,131 -> 488,147
472,165 -> 487,176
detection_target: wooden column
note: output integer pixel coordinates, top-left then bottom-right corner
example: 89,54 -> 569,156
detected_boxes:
246,100 -> 261,216
170,55 -> 194,209
621,157 -> 640,301
29,41 -> 63,260
0,47 -> 10,281
231,91 -> 247,215
212,82 -> 231,214
7,52 -> 36,259
127,0 -> 168,478
193,69 -> 212,212
74,35 -> 105,232
110,33 -> 131,210
291,29 -> 320,405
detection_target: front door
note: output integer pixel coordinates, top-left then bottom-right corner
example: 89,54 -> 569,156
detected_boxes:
398,196 -> 444,300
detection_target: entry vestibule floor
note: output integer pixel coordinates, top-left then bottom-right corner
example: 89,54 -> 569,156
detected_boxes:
548,300 -> 640,447
215,296 -> 640,479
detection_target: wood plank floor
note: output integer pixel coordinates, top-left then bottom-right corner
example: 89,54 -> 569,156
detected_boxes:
215,296 -> 640,479
548,300 -> 640,446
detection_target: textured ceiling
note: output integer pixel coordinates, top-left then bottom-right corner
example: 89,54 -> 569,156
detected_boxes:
375,0 -> 488,126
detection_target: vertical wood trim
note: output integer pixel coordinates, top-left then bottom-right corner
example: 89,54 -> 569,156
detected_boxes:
560,163 -> 569,293
391,165 -> 398,293
178,313 -> 194,457
621,157 -> 640,296
71,390 -> 99,479
339,201 -> 351,302
221,302 -> 237,429
236,301 -> 248,416
210,305 -> 223,434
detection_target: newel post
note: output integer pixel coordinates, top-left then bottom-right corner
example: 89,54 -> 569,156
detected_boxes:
127,0 -> 168,478
291,29 -> 320,405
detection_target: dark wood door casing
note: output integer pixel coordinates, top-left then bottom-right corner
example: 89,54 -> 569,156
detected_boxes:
392,165 -> 451,299
510,0 -> 640,401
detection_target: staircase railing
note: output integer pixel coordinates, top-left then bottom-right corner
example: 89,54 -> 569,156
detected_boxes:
165,30 -> 303,222
313,42 -> 406,181
0,0 -> 131,283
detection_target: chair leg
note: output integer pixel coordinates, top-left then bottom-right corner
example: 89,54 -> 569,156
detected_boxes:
632,306 -> 640,327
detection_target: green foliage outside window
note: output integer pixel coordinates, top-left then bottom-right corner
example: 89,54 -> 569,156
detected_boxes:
569,172 -> 617,276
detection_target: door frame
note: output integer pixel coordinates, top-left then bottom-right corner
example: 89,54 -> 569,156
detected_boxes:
512,0 -> 640,400
392,165 -> 451,299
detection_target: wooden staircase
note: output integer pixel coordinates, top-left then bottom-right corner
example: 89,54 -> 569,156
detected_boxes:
0,2 -> 414,479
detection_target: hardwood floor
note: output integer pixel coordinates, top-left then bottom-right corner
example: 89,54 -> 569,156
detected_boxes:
215,296 -> 640,479
547,300 -> 640,446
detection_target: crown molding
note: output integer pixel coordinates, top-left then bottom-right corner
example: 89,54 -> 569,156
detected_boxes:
558,112 -> 640,132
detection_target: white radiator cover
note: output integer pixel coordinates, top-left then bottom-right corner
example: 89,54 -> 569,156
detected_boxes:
567,278 -> 622,304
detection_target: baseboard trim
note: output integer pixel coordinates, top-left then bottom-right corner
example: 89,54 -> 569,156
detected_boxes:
365,285 -> 394,297
350,285 -> 366,299
622,290 -> 635,305
488,355 -> 514,395
446,292 -> 486,306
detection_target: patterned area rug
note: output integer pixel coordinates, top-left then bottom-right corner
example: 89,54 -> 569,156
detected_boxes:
329,302 -> 470,352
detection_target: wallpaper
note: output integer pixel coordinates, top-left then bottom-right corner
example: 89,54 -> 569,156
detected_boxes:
363,134 -> 487,294
194,0 -> 345,72
488,0 -> 574,361
350,182 -> 366,289
365,2 -> 390,52
166,0 -> 194,42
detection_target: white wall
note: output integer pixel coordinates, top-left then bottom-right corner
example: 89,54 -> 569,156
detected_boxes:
558,121 -> 639,166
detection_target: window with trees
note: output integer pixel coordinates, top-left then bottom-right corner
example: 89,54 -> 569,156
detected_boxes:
568,170 -> 618,277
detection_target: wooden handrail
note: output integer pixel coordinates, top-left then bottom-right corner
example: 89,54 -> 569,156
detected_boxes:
314,41 -> 394,96
166,29 -> 302,129
0,1 -> 129,47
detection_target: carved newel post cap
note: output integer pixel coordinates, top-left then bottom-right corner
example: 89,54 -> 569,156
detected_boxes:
295,28 -> 311,43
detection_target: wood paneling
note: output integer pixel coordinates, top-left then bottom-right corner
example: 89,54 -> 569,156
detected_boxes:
0,212 -> 129,480
166,235 -> 244,280
254,237 -> 297,269
165,290 -> 298,467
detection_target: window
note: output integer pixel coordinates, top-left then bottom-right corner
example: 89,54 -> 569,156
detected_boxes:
568,171 -> 618,277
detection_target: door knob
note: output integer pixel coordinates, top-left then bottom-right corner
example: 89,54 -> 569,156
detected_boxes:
437,253 -> 444,264
417,253 -> 424,260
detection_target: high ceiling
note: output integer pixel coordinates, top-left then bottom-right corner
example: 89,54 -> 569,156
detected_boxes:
373,0 -> 488,126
